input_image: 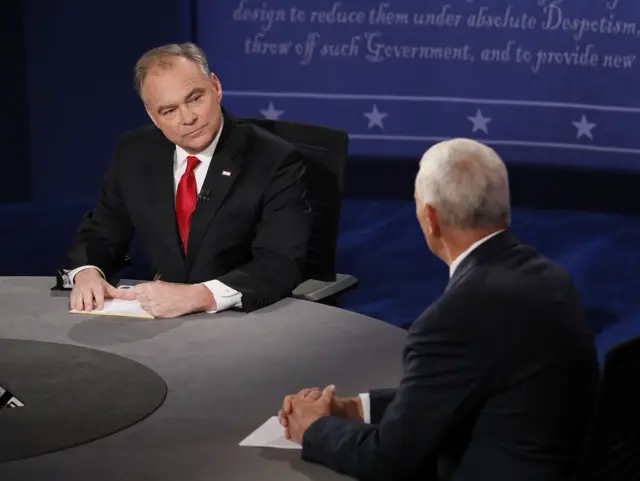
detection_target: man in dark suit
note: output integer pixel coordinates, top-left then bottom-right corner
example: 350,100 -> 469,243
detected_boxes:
63,43 -> 311,317
279,138 -> 599,480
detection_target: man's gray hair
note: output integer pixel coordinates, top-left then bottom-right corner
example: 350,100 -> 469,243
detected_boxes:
415,138 -> 511,229
134,42 -> 211,96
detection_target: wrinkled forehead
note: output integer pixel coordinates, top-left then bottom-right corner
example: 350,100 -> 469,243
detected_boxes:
142,58 -> 208,105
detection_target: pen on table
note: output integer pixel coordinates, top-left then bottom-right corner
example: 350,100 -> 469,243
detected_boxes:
153,272 -> 162,282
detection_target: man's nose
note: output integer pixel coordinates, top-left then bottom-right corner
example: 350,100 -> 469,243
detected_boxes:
179,106 -> 197,125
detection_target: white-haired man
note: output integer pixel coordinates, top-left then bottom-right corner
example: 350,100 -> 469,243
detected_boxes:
279,138 -> 599,480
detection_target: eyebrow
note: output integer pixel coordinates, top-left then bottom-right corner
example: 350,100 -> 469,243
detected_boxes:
157,87 -> 205,113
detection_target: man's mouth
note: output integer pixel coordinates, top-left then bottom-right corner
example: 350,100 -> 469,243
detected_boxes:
186,126 -> 205,137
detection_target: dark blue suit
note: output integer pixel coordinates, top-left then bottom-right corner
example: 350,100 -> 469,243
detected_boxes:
302,231 -> 599,481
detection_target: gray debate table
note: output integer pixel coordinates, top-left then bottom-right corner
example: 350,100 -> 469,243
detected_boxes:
0,277 -> 408,481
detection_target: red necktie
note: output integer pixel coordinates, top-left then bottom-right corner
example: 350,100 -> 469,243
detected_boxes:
176,155 -> 201,253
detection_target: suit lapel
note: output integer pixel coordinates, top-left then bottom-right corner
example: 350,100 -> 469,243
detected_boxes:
185,115 -> 249,273
147,133 -> 185,270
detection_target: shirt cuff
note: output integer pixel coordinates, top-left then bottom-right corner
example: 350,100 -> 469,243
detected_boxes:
202,280 -> 243,313
359,393 -> 371,424
67,265 -> 105,285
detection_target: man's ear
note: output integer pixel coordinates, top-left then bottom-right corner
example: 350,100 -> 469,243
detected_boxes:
145,105 -> 159,128
210,73 -> 223,101
425,204 -> 442,238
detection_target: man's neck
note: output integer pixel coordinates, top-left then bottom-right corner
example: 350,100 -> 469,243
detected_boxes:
445,227 -> 506,267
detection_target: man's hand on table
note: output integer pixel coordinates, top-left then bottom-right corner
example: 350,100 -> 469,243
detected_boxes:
129,281 -> 216,318
70,268 -> 122,311
70,269 -> 217,318
278,385 -> 364,444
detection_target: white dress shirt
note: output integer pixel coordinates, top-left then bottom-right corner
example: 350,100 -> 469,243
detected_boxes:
358,229 -> 505,423
68,117 -> 243,313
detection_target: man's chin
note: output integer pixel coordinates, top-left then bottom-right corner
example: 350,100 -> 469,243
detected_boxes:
182,132 -> 213,152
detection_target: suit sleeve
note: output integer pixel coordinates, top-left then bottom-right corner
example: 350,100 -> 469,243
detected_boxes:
217,151 -> 311,311
301,300 -> 489,481
62,139 -> 134,281
369,388 -> 397,424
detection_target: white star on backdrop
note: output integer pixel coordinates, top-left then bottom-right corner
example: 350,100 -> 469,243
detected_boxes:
259,102 -> 284,120
364,104 -> 387,129
572,114 -> 596,140
467,109 -> 491,134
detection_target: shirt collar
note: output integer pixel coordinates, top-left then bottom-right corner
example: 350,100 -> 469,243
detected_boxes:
175,116 -> 224,168
449,230 -> 505,278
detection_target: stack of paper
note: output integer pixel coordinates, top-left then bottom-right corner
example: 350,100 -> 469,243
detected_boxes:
239,416 -> 301,450
70,286 -> 153,319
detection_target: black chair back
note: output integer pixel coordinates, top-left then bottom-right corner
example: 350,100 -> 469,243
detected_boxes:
579,335 -> 640,480
239,118 -> 348,283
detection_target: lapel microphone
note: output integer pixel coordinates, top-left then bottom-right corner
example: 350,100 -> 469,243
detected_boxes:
197,188 -> 211,203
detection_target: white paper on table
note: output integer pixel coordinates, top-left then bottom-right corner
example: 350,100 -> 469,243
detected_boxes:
69,286 -> 154,319
239,416 -> 301,450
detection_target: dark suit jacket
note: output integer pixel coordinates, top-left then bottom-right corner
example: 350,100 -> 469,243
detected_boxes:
63,111 -> 311,312
302,231 -> 599,481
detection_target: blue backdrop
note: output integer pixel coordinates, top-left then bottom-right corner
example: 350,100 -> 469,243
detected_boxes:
21,0 -> 190,204
2,2 -> 30,202
197,0 -> 640,170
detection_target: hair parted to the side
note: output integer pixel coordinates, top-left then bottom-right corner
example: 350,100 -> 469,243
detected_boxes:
134,42 -> 211,96
415,138 -> 511,230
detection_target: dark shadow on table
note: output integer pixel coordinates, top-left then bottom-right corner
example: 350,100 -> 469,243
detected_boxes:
65,298 -> 299,347
67,315 -> 184,347
258,448 -> 355,480
65,296 -> 316,348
